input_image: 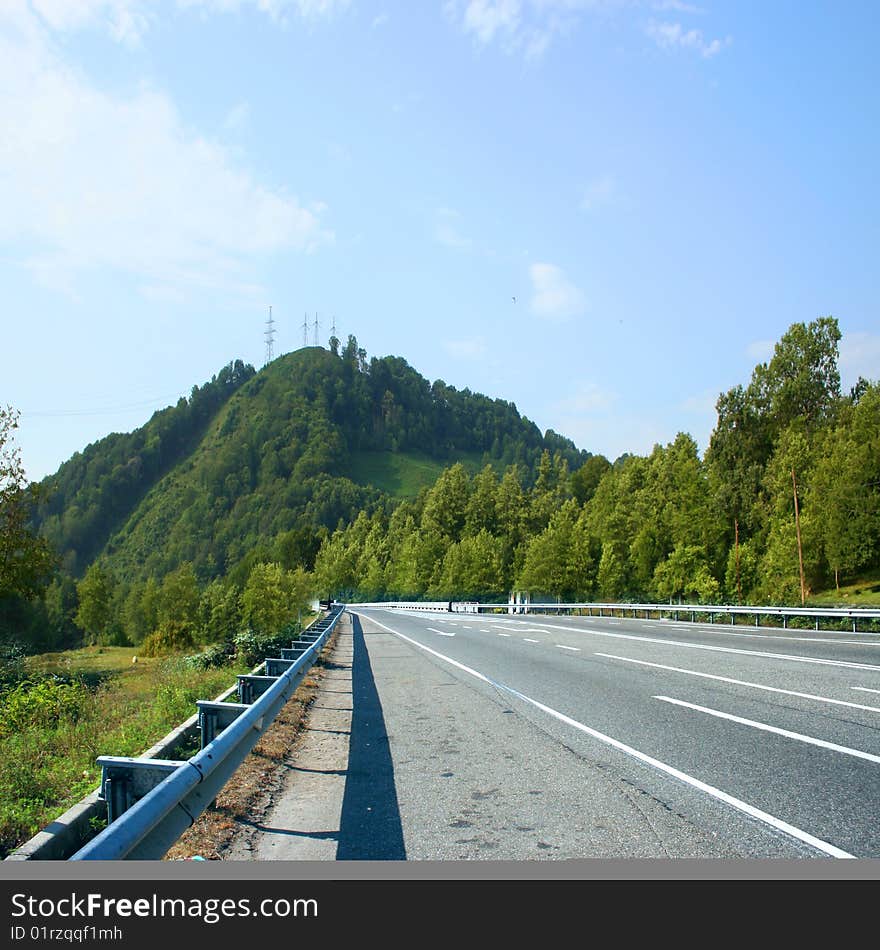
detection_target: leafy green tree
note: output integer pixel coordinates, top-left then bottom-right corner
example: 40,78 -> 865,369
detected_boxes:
0,406 -> 55,601
571,455 -> 611,507
43,575 -> 78,648
241,562 -> 308,635
422,464 -> 470,540
464,465 -> 499,536
807,383 -> 880,589
653,545 -> 721,603
199,579 -> 242,642
432,530 -> 506,600
157,562 -> 201,630
74,563 -> 116,644
518,500 -> 594,600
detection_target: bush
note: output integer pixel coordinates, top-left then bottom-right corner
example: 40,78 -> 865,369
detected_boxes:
139,620 -> 197,657
180,642 -> 235,671
233,628 -> 293,667
0,677 -> 90,737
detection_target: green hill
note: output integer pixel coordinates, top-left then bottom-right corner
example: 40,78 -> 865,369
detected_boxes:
33,339 -> 588,588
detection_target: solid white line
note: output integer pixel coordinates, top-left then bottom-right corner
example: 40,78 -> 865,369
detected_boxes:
556,644 -> 581,652
595,653 -> 880,715
426,627 -> 455,637
509,616 -> 880,646
853,687 -> 880,695
349,609 -> 854,859
532,622 -> 880,673
655,696 -> 880,766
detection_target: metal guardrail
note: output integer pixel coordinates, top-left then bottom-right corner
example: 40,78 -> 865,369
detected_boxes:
69,604 -> 344,861
350,600 -> 880,632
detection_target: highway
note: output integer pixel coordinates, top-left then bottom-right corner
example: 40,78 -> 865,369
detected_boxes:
232,606 -> 880,861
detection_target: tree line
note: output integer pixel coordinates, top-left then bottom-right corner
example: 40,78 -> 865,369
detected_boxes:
1,316 -> 877,658
312,317 -> 879,606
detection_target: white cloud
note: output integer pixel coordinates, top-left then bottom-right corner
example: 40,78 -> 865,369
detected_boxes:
30,0 -> 153,44
529,262 -> 586,320
0,8 -> 332,300
651,1 -> 704,13
460,0 -> 521,45
645,19 -> 730,58
445,0 -> 600,60
23,0 -> 350,43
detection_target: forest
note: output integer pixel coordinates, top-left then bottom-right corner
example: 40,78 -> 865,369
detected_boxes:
312,317 -> 879,607
1,316 -> 878,658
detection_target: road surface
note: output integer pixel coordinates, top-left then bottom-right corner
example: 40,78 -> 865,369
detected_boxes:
227,606 -> 880,861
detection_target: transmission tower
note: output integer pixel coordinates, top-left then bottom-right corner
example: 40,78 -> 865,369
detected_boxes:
331,315 -> 337,340
264,306 -> 276,365
313,312 -> 319,347
302,313 -> 309,348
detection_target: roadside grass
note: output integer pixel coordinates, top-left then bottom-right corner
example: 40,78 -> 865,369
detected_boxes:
0,646 -> 250,859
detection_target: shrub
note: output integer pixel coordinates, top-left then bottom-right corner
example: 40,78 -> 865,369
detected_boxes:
139,621 -> 197,658
0,677 -> 90,737
180,642 -> 235,671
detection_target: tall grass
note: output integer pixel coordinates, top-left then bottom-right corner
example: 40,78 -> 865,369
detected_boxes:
0,650 -> 249,858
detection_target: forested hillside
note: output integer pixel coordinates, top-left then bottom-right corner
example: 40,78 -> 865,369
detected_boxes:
3,336 -> 587,652
313,318 -> 879,607
2,318 -> 876,657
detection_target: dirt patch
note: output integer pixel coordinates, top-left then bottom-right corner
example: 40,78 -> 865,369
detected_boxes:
165,625 -> 342,862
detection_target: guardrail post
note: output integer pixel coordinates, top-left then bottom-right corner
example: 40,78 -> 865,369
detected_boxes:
97,758 -> 186,824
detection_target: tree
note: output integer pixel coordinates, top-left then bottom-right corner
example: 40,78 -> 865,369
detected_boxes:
0,406 -> 55,600
74,563 -> 116,644
571,455 -> 611,507
242,562 -> 310,635
432,530 -> 506,600
157,562 -> 201,630
518,500 -> 594,601
653,544 -> 721,603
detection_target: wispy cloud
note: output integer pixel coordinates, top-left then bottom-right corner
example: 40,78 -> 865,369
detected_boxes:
645,19 -> 731,58
556,382 -> 616,414
580,173 -> 616,212
443,337 -> 489,360
223,100 -> 250,132
0,6 -> 332,301
529,262 -> 586,320
434,208 -> 473,251
444,0 -> 602,61
746,339 -> 775,363
680,390 -> 717,414
25,0 -> 351,43
650,1 -> 704,14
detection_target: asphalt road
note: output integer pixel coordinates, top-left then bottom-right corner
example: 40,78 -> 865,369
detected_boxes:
333,606 -> 880,861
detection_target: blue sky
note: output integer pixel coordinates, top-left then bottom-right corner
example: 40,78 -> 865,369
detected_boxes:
2,0 -> 878,481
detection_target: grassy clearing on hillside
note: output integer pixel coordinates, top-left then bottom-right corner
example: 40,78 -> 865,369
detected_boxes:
0,647 -> 250,859
348,449 -> 486,498
807,572 -> 880,607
